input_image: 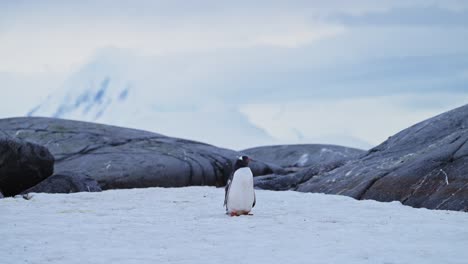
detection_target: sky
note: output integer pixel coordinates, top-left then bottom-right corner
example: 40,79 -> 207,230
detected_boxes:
1,1 -> 467,149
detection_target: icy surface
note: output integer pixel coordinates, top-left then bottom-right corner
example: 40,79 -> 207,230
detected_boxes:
1,187 -> 468,264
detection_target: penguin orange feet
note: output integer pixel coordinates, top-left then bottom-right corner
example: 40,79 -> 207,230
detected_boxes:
228,211 -> 253,216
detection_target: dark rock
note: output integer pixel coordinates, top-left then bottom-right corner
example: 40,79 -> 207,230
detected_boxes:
296,104 -> 468,212
0,136 -> 54,196
243,144 -> 365,170
21,172 -> 101,194
246,144 -> 365,191
255,158 -> 350,191
0,191 -> 3,199
0,117 -> 282,191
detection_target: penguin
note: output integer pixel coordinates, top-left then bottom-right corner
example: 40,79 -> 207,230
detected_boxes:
224,156 -> 256,216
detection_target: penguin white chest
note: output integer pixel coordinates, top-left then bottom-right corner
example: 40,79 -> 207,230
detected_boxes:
227,167 -> 255,213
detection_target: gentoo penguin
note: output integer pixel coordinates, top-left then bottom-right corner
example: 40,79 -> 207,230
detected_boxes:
224,156 -> 256,216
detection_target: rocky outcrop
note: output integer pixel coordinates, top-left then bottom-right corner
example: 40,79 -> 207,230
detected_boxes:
243,144 -> 365,170
4,103 -> 467,212
255,158 -> 351,191
0,117 -> 283,191
248,144 -> 365,191
0,136 -> 54,196
21,172 -> 101,194
295,104 -> 468,211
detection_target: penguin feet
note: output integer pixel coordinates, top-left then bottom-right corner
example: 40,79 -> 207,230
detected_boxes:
230,211 -> 239,217
228,211 -> 252,216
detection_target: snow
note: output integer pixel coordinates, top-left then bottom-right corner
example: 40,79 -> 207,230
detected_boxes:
1,187 -> 468,264
296,153 -> 309,167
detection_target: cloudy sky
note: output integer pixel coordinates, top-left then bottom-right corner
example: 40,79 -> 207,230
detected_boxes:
1,1 -> 467,149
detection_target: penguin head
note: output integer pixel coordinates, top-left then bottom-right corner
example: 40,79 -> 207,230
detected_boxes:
235,155 -> 251,168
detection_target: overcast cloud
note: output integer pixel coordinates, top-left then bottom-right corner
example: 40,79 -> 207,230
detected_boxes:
1,1 -> 467,148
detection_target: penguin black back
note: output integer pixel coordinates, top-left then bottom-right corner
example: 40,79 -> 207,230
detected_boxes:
233,155 -> 250,171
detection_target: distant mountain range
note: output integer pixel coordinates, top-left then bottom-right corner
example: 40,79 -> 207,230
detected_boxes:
28,48 -> 276,149
25,47 -> 468,150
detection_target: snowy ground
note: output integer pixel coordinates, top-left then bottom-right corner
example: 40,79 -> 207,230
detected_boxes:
1,187 -> 468,264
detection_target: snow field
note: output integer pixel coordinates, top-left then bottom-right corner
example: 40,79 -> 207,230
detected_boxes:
1,187 -> 467,264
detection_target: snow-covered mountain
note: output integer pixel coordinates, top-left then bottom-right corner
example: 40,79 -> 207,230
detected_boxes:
27,47 -> 467,150
2,187 -> 468,264
29,48 -> 275,149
